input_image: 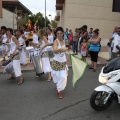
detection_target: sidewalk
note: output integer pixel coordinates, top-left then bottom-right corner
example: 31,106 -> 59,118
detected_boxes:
0,46 -> 108,73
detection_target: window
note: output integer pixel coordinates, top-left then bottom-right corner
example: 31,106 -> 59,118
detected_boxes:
112,0 -> 120,12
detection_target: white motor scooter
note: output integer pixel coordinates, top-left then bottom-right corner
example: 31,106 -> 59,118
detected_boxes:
90,57 -> 120,111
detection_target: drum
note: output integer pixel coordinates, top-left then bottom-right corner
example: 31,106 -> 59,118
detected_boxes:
26,46 -> 34,52
0,45 -> 5,56
29,49 -> 43,74
2,59 -> 14,74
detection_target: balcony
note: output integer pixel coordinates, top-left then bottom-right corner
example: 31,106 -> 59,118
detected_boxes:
56,0 -> 65,10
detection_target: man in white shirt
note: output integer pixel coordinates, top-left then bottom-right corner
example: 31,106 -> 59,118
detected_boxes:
112,28 -> 120,59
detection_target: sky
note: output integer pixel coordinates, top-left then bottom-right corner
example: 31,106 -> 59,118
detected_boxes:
19,0 -> 56,20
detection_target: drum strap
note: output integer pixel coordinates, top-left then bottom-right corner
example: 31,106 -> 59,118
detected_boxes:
10,53 -> 19,60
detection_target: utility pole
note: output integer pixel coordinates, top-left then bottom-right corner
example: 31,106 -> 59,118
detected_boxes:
45,0 -> 46,29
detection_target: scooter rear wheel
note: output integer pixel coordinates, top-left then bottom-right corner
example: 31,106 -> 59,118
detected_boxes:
90,91 -> 114,111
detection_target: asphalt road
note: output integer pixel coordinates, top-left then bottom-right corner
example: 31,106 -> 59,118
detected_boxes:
0,65 -> 120,120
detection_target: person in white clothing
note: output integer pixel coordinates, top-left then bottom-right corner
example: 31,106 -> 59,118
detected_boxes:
51,27 -> 68,99
32,29 -> 39,45
32,29 -> 52,81
47,28 -> 54,45
5,28 -> 24,85
17,30 -> 27,65
1,26 -> 10,60
47,28 -> 54,58
107,26 -> 118,61
112,28 -> 120,59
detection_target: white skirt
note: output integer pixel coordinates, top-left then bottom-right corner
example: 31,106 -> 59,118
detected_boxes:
19,48 -> 27,65
41,57 -> 51,73
12,60 -> 22,77
51,65 -> 68,92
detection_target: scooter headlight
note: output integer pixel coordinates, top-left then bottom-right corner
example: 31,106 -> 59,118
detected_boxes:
99,74 -> 108,84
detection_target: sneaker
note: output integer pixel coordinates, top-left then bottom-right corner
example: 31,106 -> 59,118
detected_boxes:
57,92 -> 63,99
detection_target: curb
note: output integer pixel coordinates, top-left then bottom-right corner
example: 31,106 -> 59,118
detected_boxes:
0,63 -> 107,74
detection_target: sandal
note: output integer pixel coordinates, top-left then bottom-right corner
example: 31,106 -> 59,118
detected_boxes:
47,78 -> 52,82
18,78 -> 24,85
7,76 -> 15,80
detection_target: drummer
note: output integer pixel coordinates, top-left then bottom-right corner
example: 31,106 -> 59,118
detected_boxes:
16,30 -> 27,66
4,28 -> 24,85
26,30 -> 33,46
47,28 -> 54,59
47,28 -> 54,45
0,26 -> 10,60
32,29 -> 52,81
32,29 -> 39,45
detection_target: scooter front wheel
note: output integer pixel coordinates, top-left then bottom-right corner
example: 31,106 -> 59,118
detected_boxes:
90,91 -> 114,111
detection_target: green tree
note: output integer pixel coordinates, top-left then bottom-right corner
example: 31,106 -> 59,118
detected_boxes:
51,20 -> 57,28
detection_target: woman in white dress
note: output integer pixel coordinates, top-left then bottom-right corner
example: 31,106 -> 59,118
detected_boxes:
51,27 -> 68,99
32,29 -> 51,81
5,28 -> 24,85
17,30 -> 27,66
47,28 -> 54,58
32,29 -> 39,44
39,29 -> 52,81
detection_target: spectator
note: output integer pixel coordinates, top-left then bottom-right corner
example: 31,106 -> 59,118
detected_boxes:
111,27 -> 120,59
73,28 -> 79,55
68,29 -> 73,49
87,28 -> 93,40
88,29 -> 101,72
80,25 -> 88,44
80,38 -> 87,62
107,26 -> 118,61
64,28 -> 69,46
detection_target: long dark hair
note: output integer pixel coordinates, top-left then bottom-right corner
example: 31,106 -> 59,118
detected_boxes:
7,28 -> 13,35
93,29 -> 99,35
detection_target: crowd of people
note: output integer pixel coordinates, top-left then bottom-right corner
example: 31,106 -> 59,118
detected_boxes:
64,25 -> 101,72
1,24 -> 118,99
0,26 -> 68,99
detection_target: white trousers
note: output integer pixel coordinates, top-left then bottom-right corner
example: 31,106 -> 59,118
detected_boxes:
52,74 -> 67,92
12,60 -> 22,77
51,67 -> 68,92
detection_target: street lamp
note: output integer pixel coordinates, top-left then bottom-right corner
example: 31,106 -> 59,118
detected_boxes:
49,14 -> 52,22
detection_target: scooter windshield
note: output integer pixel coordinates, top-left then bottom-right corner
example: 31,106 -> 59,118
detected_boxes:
103,57 -> 120,73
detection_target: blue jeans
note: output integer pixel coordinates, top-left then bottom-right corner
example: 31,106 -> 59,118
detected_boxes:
72,41 -> 78,53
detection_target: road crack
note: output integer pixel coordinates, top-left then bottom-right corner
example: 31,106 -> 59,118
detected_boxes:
43,98 -> 89,120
